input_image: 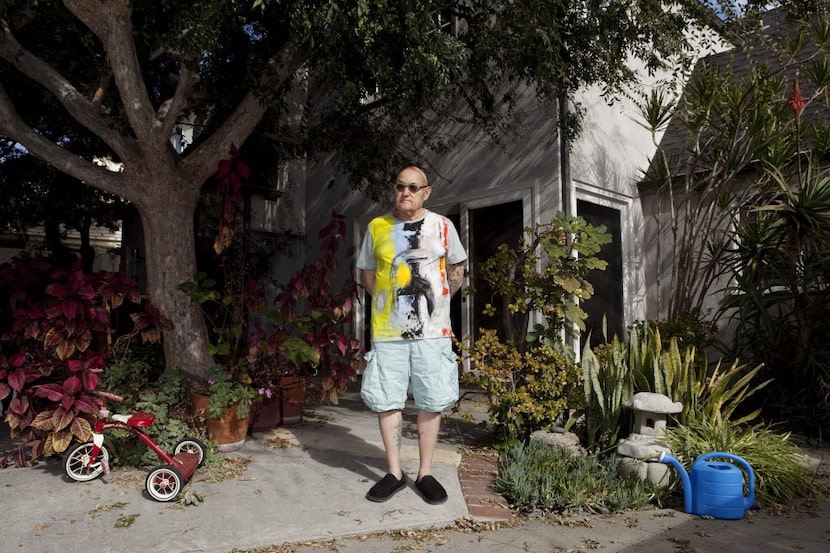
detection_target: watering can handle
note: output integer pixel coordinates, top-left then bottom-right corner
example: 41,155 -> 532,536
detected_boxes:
697,452 -> 755,499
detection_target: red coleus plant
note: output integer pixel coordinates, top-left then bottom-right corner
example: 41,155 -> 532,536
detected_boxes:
244,212 -> 364,404
26,352 -> 105,455
214,145 -> 250,255
0,254 -> 171,464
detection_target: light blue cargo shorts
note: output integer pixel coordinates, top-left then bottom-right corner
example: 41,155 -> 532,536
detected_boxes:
361,337 -> 459,413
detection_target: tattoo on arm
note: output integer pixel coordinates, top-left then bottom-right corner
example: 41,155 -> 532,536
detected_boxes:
447,262 -> 465,297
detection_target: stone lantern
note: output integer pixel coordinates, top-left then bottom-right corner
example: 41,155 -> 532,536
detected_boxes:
616,392 -> 682,487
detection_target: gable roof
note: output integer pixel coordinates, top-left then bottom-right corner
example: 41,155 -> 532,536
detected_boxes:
654,6 -> 830,175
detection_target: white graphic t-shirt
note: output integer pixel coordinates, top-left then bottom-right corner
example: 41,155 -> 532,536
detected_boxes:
357,210 -> 467,341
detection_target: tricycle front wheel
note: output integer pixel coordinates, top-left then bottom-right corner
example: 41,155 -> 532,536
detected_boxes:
64,442 -> 110,482
145,464 -> 184,502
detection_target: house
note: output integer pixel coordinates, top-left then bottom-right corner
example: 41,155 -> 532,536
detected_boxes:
0,225 -> 122,273
291,18 -> 729,354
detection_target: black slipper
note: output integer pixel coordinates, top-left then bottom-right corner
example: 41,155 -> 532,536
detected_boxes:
366,473 -> 407,502
415,475 -> 447,505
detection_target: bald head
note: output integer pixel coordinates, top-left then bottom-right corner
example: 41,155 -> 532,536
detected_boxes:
397,166 -> 428,187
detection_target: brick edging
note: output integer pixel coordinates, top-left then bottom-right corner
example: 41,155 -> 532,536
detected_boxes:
458,449 -> 514,520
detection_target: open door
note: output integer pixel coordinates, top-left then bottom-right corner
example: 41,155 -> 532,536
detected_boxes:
467,201 -> 525,341
578,199 -> 624,346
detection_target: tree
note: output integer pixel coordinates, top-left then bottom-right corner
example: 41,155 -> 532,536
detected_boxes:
638,1 -> 830,320
0,0 -> 704,379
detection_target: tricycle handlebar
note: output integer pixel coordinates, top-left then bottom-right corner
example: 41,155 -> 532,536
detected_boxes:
91,389 -> 124,403
83,368 -> 123,402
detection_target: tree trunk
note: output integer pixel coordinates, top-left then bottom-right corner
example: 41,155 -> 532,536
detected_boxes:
43,218 -> 74,266
79,213 -> 95,273
135,174 -> 212,379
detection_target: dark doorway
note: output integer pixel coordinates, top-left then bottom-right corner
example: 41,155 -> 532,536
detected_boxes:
447,213 -> 463,341
578,200 -> 624,346
468,201 -> 524,341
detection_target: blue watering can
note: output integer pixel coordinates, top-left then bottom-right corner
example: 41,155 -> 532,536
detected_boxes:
659,451 -> 755,520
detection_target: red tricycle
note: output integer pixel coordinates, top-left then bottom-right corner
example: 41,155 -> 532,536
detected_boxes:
63,387 -> 206,502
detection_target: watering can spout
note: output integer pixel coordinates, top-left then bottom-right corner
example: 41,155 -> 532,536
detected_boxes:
658,452 -> 693,514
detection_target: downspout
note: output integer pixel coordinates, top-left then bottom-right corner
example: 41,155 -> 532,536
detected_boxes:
559,92 -> 572,216
559,91 -> 579,356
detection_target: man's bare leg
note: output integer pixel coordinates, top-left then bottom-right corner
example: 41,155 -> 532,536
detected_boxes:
414,410 -> 447,504
416,410 -> 441,479
378,410 -> 403,478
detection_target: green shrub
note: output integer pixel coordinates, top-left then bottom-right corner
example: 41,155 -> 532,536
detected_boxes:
461,331 -> 581,447
497,438 -> 660,513
458,213 -> 608,447
630,309 -> 717,352
99,361 -> 205,467
719,168 -> 830,438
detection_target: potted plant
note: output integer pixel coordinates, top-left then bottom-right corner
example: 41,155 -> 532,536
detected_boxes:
178,274 -> 263,450
247,334 -> 319,429
209,150 -> 362,421
244,274 -> 334,429
181,208 -> 364,435
189,363 -> 259,451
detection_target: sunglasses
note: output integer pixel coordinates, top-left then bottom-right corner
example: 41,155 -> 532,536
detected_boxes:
394,183 -> 430,193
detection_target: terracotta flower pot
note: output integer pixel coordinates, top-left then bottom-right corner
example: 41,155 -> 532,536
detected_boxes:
250,394 -> 281,432
191,392 -> 250,452
279,376 -> 305,426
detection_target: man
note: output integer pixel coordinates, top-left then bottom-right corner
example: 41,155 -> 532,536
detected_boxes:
357,166 -> 467,505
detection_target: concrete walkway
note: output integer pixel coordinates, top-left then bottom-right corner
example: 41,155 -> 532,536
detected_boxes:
1,391 -> 828,553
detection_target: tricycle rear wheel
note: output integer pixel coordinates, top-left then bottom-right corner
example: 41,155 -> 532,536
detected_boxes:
173,437 -> 206,467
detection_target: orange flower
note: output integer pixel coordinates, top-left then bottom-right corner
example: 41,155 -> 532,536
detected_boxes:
788,79 -> 805,122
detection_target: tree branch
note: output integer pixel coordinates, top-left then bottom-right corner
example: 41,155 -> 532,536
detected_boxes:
0,19 -> 136,161
157,63 -> 198,139
182,42 -> 307,184
0,84 -> 124,196
64,0 -> 158,149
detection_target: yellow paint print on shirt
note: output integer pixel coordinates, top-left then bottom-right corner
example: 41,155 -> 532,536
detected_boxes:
368,215 -> 396,338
